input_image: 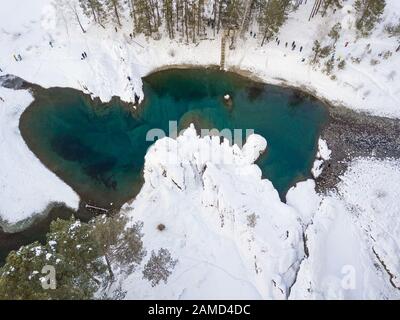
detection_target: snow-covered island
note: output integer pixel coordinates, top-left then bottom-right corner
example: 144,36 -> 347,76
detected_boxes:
0,0 -> 399,300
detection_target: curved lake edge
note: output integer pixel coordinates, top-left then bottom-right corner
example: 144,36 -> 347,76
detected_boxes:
19,68 -> 330,210
143,65 -> 400,195
147,64 -> 336,114
1,69 -> 399,265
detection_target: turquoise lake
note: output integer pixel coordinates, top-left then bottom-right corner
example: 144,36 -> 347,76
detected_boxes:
19,68 -> 328,208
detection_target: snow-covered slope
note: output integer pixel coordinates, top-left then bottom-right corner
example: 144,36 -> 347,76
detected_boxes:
0,86 -> 79,228
0,0 -> 399,117
120,125 -> 304,299
117,128 -> 400,300
289,158 -> 400,299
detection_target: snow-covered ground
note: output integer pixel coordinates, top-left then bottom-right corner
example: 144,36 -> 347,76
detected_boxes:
1,1 -> 399,117
290,158 -> 400,299
0,86 -> 79,229
0,0 -> 399,299
118,128 -> 400,299
120,125 -> 304,299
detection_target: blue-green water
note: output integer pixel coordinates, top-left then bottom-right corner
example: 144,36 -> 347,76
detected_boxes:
20,68 -> 328,208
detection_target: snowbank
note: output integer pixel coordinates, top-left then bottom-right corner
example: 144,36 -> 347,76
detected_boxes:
117,130 -> 400,299
0,86 -> 79,227
311,138 -> 331,178
121,125 -> 304,299
286,179 -> 320,226
290,158 -> 400,299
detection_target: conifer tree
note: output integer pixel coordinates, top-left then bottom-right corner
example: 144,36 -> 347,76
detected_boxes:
163,0 -> 175,38
260,0 -> 291,46
56,0 -> 87,33
197,0 -> 205,37
321,0 -> 343,17
79,0 -> 107,27
135,0 -> 156,35
0,218 -> 103,300
239,0 -> 255,37
328,22 -> 342,45
105,0 -> 124,27
0,214 -> 145,299
0,242 -> 57,300
310,40 -> 332,65
142,248 -> 178,287
91,214 -> 146,281
220,0 -> 244,30
354,0 -> 386,37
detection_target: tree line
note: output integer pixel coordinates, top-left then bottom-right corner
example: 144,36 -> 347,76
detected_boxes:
56,1 -> 386,45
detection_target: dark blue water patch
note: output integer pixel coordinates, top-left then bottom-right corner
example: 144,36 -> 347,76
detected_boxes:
19,68 -> 328,208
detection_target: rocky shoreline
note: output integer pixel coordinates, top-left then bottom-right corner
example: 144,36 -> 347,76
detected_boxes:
316,106 -> 400,193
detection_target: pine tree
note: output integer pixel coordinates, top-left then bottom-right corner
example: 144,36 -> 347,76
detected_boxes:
239,0 -> 255,38
385,19 -> 400,38
260,0 -> 291,46
183,0 -> 190,42
321,0 -> 343,17
128,0 -> 138,33
56,0 -> 87,33
309,0 -> 323,20
220,0 -> 244,31
0,242 -> 55,299
328,22 -> 342,45
79,0 -> 107,27
216,0 -> 224,34
311,40 -> 332,65
0,218 -> 103,300
47,217 -> 106,288
105,0 -> 124,27
323,58 -> 335,75
0,214 -> 145,299
142,248 -> 178,287
91,214 -> 146,281
354,0 -> 386,37
197,0 -> 205,37
135,0 -> 156,35
338,59 -> 346,70
163,0 -> 175,38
